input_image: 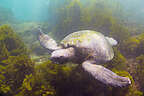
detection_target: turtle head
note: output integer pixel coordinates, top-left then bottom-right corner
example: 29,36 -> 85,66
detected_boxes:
50,47 -> 75,64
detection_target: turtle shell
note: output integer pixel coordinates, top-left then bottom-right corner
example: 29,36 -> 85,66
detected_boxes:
61,30 -> 114,62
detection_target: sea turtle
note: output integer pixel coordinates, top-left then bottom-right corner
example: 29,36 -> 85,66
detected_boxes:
38,28 -> 131,87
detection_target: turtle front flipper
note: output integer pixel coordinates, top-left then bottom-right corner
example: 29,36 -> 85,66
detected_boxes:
82,60 -> 131,87
38,28 -> 62,51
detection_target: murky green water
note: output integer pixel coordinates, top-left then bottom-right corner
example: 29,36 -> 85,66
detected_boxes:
0,0 -> 144,96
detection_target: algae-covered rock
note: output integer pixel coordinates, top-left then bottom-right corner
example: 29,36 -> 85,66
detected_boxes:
120,33 -> 144,57
136,55 -> 144,91
33,60 -> 142,96
121,37 -> 140,56
0,25 -> 34,95
109,69 -> 143,96
0,25 -> 28,56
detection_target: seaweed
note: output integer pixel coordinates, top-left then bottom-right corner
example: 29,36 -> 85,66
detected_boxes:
0,0 -> 144,95
0,25 -> 34,95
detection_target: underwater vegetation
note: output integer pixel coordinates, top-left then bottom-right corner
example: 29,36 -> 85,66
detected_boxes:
0,24 -> 143,96
0,0 -> 144,96
0,25 -> 34,95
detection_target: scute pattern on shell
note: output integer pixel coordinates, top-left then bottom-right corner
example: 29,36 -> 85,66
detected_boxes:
61,30 -> 114,62
61,30 -> 99,47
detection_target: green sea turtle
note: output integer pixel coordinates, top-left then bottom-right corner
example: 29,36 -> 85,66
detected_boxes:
38,28 -> 131,87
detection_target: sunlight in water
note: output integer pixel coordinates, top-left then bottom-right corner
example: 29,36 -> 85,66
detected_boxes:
0,0 -> 144,96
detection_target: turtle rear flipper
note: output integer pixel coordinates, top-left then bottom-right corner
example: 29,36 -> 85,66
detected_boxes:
82,60 -> 131,87
38,28 -> 61,51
